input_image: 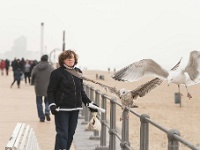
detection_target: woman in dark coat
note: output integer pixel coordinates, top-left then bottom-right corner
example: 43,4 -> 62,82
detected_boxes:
47,50 -> 98,150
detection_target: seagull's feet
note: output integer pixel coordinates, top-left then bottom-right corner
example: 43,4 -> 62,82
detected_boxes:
131,104 -> 138,108
119,114 -> 129,121
187,93 -> 192,99
179,93 -> 183,99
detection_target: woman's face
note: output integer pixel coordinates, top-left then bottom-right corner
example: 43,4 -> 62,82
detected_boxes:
64,54 -> 75,67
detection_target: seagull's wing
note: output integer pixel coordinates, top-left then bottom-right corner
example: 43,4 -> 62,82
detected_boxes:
97,84 -> 120,97
65,68 -> 121,97
112,59 -> 168,82
129,58 -> 182,99
185,50 -> 200,81
130,77 -> 163,99
170,57 -> 182,71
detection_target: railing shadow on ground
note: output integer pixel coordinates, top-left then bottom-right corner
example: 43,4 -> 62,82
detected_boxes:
79,83 -> 200,150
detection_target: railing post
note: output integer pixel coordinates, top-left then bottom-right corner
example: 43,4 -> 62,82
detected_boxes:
109,98 -> 117,150
89,87 -> 94,121
95,94 -> 109,150
90,89 -> 100,140
79,84 -> 86,119
101,94 -> 107,146
140,114 -> 150,150
121,107 -> 130,150
167,129 -> 180,150
82,84 -> 90,124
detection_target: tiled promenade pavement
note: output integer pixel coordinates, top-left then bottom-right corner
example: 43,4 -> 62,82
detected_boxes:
0,72 -> 77,150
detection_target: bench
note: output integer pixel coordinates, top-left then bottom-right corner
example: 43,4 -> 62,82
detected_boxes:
5,123 -> 40,150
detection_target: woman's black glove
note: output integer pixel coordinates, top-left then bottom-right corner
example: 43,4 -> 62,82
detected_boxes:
50,105 -> 58,115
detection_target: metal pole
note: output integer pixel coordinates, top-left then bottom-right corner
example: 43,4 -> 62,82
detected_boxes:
121,107 -> 130,150
79,85 -> 86,119
140,114 -> 150,150
81,85 -> 90,124
167,129 -> 180,150
40,22 -> 44,57
95,94 -> 109,150
101,94 -> 107,146
109,98 -> 117,150
62,30 -> 65,51
90,90 -> 100,140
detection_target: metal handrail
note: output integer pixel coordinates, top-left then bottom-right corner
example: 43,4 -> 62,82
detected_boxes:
83,83 -> 200,150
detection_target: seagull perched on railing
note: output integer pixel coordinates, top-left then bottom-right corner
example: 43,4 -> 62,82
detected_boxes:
112,50 -> 200,99
101,77 -> 163,108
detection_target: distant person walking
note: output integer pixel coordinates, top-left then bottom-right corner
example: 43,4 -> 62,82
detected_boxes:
12,59 -> 22,72
20,57 -> 25,73
30,60 -> 38,74
24,59 -> 31,84
10,68 -> 22,88
5,59 -> 10,76
31,55 -> 54,122
0,59 -> 6,75
96,73 -> 98,79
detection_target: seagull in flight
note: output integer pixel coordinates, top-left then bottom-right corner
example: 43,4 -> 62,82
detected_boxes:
64,67 -> 162,107
112,50 -> 200,99
64,59 -> 180,108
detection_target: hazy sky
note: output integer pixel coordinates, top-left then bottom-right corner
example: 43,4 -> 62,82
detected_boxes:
1,0 -> 200,70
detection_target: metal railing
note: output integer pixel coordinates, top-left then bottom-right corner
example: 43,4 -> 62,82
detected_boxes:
81,83 -> 200,150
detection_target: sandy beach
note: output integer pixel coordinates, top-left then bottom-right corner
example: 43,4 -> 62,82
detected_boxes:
83,70 -> 200,150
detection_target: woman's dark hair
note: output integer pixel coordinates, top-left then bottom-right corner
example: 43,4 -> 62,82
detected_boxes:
58,50 -> 78,66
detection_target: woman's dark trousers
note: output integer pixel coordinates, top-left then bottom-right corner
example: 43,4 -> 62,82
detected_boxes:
54,110 -> 79,150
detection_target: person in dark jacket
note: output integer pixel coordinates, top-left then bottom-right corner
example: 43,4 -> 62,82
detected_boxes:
12,59 -> 22,76
10,68 -> 22,88
47,50 -> 98,150
5,59 -> 10,76
24,59 -> 31,84
31,55 -> 54,122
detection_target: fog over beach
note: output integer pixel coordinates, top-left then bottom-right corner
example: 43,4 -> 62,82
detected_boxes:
1,0 -> 200,71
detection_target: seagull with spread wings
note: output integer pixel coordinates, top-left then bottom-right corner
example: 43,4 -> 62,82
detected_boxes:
65,57 -> 181,108
112,50 -> 200,99
65,68 -> 163,108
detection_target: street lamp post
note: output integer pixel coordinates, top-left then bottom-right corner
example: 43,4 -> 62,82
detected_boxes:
40,22 -> 44,57
62,30 -> 65,51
